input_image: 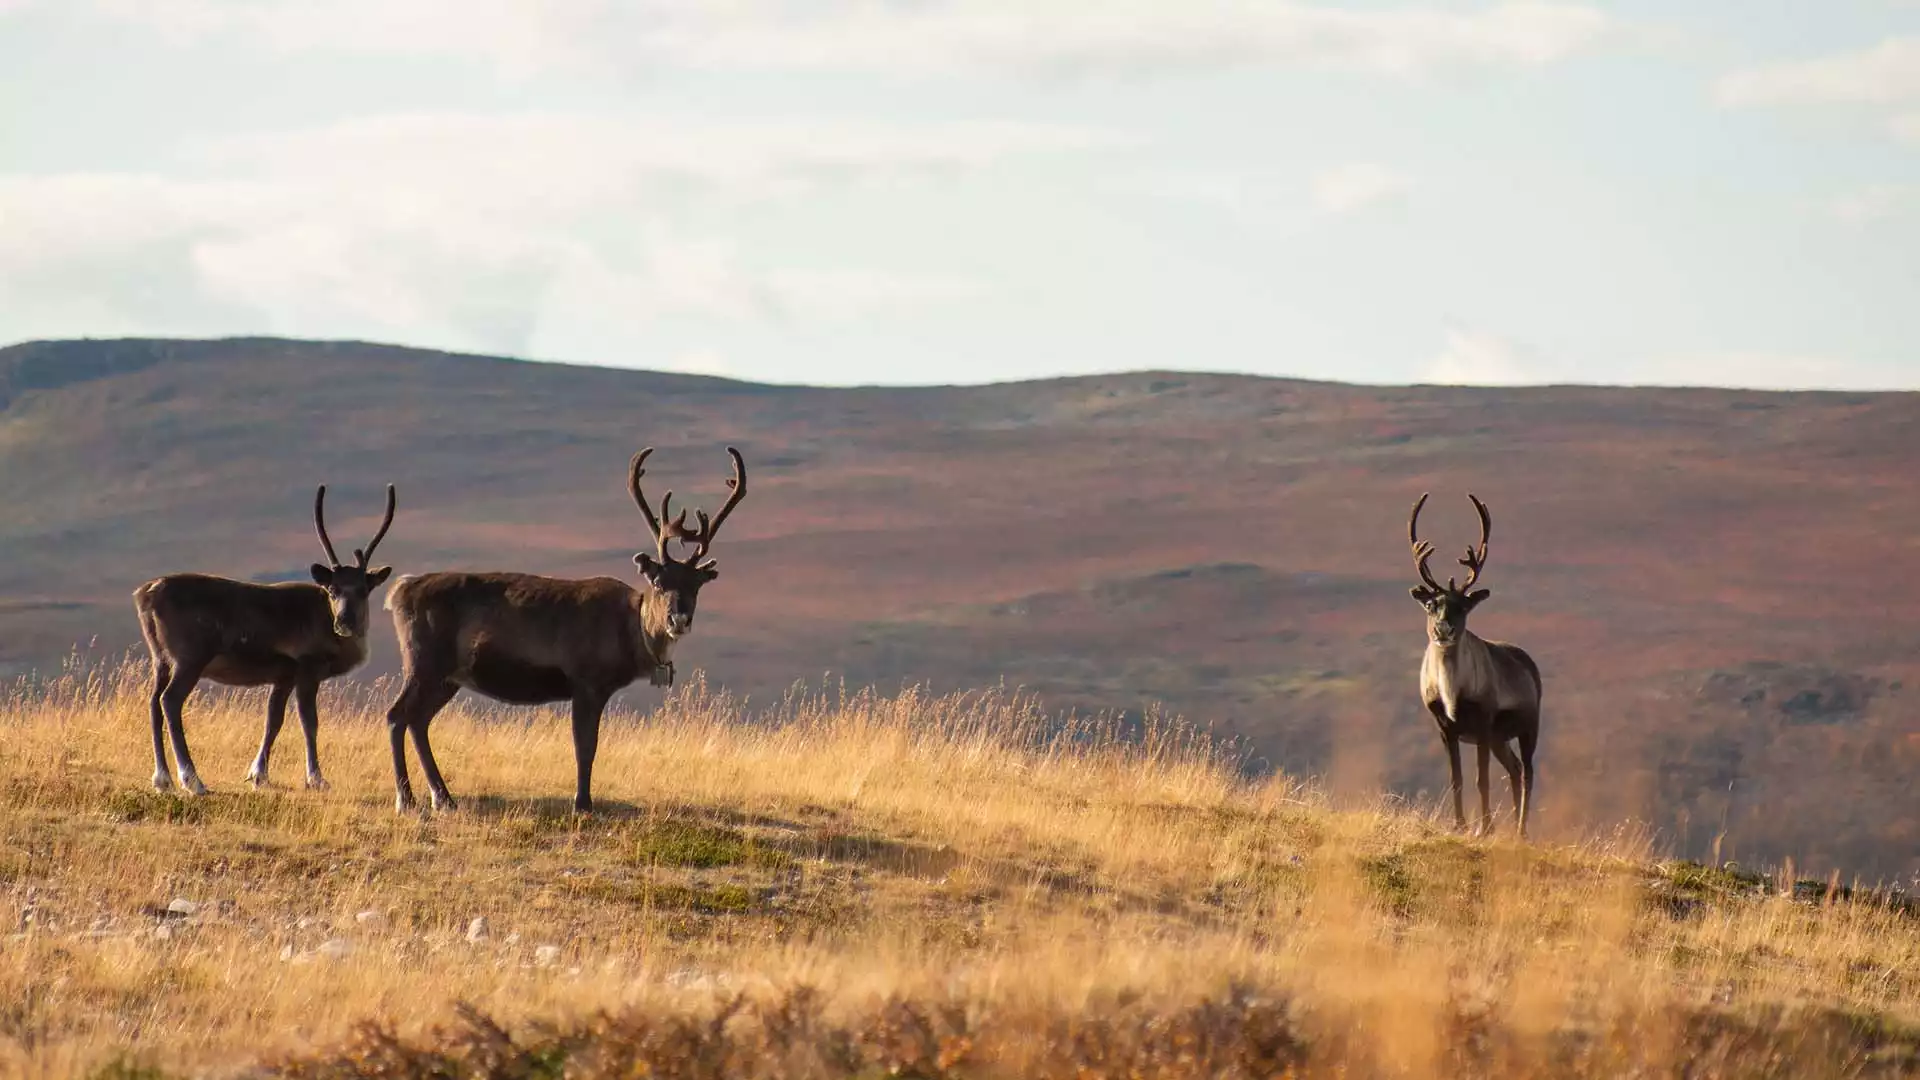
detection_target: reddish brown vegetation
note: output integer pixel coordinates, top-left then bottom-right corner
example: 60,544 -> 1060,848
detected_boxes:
1,338 -> 1917,879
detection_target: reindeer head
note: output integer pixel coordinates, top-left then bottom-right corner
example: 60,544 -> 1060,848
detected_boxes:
627,447 -> 747,640
1407,492 -> 1493,647
310,484 -> 397,638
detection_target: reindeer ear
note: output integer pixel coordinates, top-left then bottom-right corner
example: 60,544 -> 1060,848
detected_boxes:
311,564 -> 335,586
634,552 -> 661,578
367,566 -> 393,587
1410,585 -> 1436,605
1467,588 -> 1491,604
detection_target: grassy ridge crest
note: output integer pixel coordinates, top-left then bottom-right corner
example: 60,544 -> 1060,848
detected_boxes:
0,658 -> 1917,1078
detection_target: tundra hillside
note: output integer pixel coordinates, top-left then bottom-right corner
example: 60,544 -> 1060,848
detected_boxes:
3,661 -> 1919,1078
2,339 -> 1919,881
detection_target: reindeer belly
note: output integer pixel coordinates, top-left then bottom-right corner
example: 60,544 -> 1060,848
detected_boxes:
203,652 -> 295,687
463,647 -> 575,705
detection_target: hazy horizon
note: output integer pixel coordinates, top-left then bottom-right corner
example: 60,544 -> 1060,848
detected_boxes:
3,3 -> 1916,392
10,330 -> 1920,394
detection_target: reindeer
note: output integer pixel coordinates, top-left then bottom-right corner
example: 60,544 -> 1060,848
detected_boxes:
132,485 -> 398,795
1406,492 -> 1541,838
382,446 -> 747,814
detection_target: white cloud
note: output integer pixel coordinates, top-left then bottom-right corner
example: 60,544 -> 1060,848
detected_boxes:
0,111 -> 1084,355
1420,328 -> 1549,385
658,349 -> 736,379
63,1 -> 1616,80
193,112 -> 1131,213
1892,112 -> 1920,142
1716,37 -> 1920,108
1312,163 -> 1411,216
1828,184 -> 1911,225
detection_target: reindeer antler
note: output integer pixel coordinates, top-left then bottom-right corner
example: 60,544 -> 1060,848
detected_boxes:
353,485 -> 398,569
314,485 -> 342,568
1456,493 -> 1492,592
629,448 -> 683,558
685,447 -> 747,566
1410,491 -> 1494,594
1408,492 -> 1447,593
629,447 -> 748,563
317,484 -> 398,570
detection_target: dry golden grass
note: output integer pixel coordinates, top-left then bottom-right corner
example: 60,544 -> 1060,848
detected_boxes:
3,656 -> 1919,1078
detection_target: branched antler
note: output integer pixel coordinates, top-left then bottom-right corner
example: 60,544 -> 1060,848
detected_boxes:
1408,493 -> 1446,593
685,447 -> 746,566
627,447 -> 748,564
1409,492 -> 1492,594
1456,494 -> 1492,592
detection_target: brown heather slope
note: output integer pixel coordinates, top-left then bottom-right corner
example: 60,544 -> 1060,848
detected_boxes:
0,337 -> 1917,881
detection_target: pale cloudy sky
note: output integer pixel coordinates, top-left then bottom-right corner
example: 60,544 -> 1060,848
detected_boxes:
2,2 -> 1916,389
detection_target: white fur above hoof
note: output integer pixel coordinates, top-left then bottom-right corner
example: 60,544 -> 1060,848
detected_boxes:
305,774 -> 331,792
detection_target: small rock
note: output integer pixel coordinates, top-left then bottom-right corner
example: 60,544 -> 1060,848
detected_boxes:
534,945 -> 562,968
166,898 -> 199,917
466,916 -> 489,943
315,938 -> 353,960
355,909 -> 387,928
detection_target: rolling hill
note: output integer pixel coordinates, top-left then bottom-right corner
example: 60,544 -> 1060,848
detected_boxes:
2,337 -> 1917,881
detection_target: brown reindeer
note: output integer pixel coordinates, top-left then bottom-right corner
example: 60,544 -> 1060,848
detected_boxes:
1407,492 -> 1542,837
133,485 -> 397,795
382,447 -> 746,814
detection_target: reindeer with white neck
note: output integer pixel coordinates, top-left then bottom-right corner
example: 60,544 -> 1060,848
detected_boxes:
1407,492 -> 1542,838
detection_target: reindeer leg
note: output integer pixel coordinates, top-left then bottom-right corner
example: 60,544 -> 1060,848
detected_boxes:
1475,740 -> 1494,837
159,658 -> 210,796
385,675 -> 446,813
1518,723 -> 1539,840
293,672 -> 328,790
406,683 -> 461,813
148,659 -> 174,792
1443,734 -> 1466,831
569,688 -> 613,814
246,678 -> 294,789
1490,739 -> 1524,837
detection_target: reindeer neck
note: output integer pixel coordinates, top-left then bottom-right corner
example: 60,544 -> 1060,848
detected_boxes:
1428,630 -> 1487,657
309,623 -> 370,675
632,587 -> 675,668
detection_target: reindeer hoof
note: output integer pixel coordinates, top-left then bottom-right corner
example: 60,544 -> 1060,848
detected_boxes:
152,772 -> 173,793
179,773 -> 209,797
246,771 -> 272,790
395,791 -> 417,814
305,774 -> 330,792
429,792 -> 457,813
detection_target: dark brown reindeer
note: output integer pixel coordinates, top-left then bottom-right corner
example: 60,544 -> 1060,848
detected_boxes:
1407,492 -> 1542,838
382,446 -> 747,814
133,485 -> 397,795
